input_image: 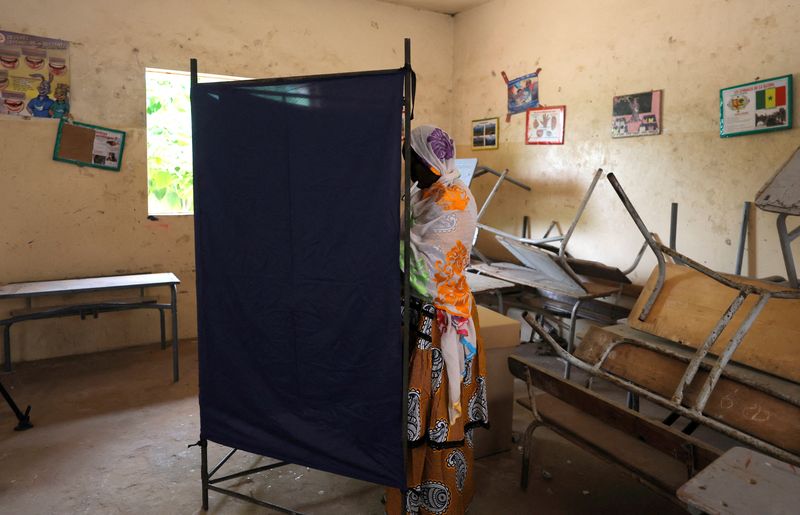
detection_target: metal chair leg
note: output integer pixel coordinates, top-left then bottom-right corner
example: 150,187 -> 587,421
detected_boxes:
3,324 -> 11,372
564,299 -> 584,380
170,284 -> 179,383
777,213 -> 799,288
520,420 -> 542,491
159,308 -> 166,350
626,392 -> 640,412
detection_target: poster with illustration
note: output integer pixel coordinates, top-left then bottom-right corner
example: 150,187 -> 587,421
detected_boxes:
612,90 -> 662,138
0,30 -> 70,119
720,75 -> 792,137
503,69 -> 540,121
525,105 -> 565,145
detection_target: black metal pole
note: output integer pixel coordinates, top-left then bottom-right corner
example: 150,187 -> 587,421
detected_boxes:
0,380 -> 32,431
735,201 -> 751,275
171,284 -> 179,382
669,202 -> 678,251
201,438 -> 209,511
159,308 -> 166,349
189,57 -> 208,512
3,324 -> 11,372
401,37 -> 412,512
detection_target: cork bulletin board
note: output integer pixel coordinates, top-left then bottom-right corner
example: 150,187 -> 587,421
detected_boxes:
53,118 -> 125,171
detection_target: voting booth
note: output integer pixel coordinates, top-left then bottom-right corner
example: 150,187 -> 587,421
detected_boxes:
191,43 -> 414,511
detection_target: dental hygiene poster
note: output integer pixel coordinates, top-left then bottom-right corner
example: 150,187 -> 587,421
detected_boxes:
0,30 -> 70,119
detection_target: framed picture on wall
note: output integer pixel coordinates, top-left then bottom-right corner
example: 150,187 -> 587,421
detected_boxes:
525,106 -> 565,145
472,117 -> 499,150
720,75 -> 793,137
612,90 -> 662,138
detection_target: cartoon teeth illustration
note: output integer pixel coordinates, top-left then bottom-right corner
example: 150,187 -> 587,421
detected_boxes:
22,47 -> 46,70
48,56 -> 67,75
0,46 -> 20,69
2,91 -> 26,113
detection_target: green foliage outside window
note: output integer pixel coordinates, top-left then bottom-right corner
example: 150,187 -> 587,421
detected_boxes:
146,70 -> 194,215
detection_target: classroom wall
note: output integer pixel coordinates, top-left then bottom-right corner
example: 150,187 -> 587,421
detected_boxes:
0,0 -> 454,365
453,0 -> 800,282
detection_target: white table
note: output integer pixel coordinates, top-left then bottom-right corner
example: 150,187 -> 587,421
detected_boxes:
0,273 -> 181,382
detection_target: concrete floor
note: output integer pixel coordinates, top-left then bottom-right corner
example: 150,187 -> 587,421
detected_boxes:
0,339 -> 722,514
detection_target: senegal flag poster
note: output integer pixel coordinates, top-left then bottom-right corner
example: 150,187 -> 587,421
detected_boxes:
720,74 -> 792,137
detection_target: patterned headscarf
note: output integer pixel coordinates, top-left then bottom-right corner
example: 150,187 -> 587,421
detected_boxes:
405,124 -> 479,424
409,125 -> 460,184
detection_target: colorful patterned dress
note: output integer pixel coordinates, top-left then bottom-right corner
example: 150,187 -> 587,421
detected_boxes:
389,126 -> 488,514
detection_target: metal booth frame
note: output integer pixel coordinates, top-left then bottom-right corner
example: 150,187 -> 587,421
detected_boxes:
190,39 -> 415,513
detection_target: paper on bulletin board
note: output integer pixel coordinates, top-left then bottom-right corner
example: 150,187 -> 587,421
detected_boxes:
0,30 -> 70,118
91,129 -> 123,167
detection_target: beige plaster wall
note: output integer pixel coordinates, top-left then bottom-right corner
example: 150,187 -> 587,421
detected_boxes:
1,0 -> 454,364
453,0 -> 800,282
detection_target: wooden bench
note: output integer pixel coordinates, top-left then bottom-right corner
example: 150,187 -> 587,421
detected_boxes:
508,355 -> 721,504
0,273 -> 181,382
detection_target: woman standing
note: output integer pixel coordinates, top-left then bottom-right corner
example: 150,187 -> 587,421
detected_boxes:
389,125 -> 489,514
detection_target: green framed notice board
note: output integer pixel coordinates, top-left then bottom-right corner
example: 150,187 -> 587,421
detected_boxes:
53,119 -> 126,171
720,74 -> 793,138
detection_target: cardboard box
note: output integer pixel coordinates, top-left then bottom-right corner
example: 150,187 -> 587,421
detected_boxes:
473,305 -> 521,459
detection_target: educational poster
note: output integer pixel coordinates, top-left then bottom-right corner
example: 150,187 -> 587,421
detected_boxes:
526,105 -> 565,145
720,75 -> 792,137
612,90 -> 662,138
0,30 -> 70,118
502,69 -> 540,121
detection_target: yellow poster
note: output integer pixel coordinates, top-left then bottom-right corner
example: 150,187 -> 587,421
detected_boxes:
0,30 -> 70,119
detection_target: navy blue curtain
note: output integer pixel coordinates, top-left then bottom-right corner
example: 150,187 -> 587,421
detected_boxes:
192,70 -> 405,488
